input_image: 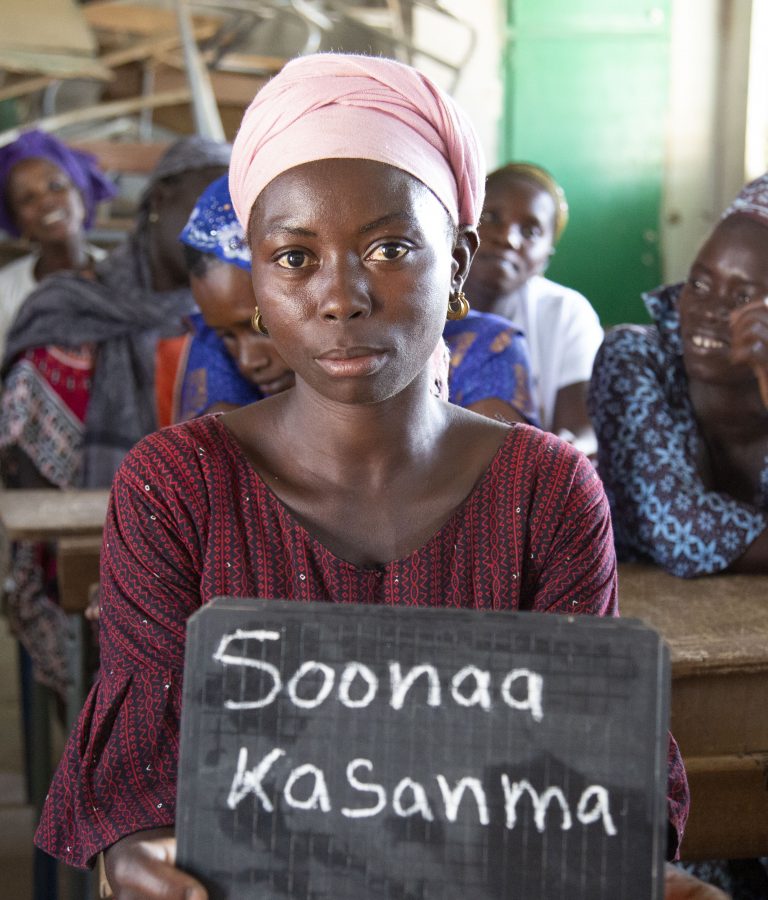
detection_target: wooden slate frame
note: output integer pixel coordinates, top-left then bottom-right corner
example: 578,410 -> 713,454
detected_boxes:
177,599 -> 670,899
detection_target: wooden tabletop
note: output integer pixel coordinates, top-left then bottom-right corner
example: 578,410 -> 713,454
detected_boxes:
617,563 -> 768,676
0,489 -> 110,541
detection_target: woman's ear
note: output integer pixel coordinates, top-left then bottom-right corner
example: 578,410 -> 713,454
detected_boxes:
451,225 -> 479,289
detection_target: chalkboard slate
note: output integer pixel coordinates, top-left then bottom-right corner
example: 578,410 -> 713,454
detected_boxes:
177,599 -> 669,900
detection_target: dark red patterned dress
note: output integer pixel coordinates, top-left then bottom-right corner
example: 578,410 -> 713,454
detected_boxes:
34,415 -> 688,867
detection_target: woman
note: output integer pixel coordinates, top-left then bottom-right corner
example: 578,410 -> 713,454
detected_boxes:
34,55 -> 687,896
179,174 -> 537,424
173,172 -> 295,420
0,129 -> 116,359
465,163 -> 603,448
0,137 -> 229,699
589,173 -> 768,578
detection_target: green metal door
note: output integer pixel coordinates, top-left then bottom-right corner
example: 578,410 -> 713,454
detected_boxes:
502,1 -> 672,324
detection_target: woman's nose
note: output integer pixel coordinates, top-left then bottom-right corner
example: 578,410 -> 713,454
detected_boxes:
504,225 -> 523,250
317,261 -> 372,322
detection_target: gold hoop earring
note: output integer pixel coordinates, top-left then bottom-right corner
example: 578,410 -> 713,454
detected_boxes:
251,306 -> 268,335
447,290 -> 470,321
148,211 -> 160,224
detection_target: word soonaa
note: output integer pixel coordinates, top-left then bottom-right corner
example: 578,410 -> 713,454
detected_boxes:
226,746 -> 618,836
213,629 -> 545,719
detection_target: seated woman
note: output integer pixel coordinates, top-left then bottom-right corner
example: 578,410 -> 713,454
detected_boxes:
464,163 -> 603,448
0,137 -> 229,700
172,172 -> 295,420
590,173 -> 768,578
34,54 -> 687,896
0,129 -> 116,360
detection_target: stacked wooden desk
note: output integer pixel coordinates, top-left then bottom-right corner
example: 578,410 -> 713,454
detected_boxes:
619,562 -> 768,860
0,488 -> 109,898
0,489 -> 109,784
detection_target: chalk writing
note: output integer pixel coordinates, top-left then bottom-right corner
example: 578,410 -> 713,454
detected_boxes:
213,630 -> 544,719
226,746 -> 617,836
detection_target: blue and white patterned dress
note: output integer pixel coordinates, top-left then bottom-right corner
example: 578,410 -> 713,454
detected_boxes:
589,284 -> 767,578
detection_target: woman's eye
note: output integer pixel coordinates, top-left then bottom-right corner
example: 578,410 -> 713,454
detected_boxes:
522,226 -> 542,239
276,250 -> 312,269
368,243 -> 408,261
49,180 -> 68,193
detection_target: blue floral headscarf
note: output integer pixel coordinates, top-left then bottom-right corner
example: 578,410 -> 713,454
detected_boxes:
0,129 -> 117,236
179,174 -> 250,270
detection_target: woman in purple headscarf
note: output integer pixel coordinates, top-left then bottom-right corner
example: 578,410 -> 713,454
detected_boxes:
0,137 -> 229,705
0,129 -> 116,357
34,54 -> 689,898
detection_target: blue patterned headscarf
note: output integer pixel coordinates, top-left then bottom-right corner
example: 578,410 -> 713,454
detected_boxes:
179,174 -> 250,270
0,129 -> 117,236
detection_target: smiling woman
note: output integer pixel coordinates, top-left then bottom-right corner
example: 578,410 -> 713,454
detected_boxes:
33,54 -> 688,898
589,172 -> 768,578
0,130 -> 116,358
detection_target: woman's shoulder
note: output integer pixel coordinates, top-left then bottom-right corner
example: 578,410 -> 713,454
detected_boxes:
448,410 -> 592,486
528,274 -> 594,309
596,323 -> 665,368
445,309 -> 525,340
0,252 -> 36,282
117,415 -> 239,488
476,423 -> 604,525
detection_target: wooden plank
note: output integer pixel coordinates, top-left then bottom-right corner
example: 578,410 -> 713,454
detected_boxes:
84,1 -> 220,40
0,489 -> 110,542
0,0 -> 97,55
0,88 -> 192,146
618,563 -> 768,674
0,34 -> 194,104
71,140 -> 170,175
56,535 -> 102,614
680,752 -> 768,860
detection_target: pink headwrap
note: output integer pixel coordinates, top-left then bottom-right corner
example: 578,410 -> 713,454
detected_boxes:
721,172 -> 768,228
229,53 -> 485,230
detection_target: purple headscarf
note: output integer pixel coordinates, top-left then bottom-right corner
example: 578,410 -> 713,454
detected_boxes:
0,129 -> 117,236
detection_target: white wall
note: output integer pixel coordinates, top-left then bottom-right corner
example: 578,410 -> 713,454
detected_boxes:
412,0 -> 504,169
662,0 -> 757,282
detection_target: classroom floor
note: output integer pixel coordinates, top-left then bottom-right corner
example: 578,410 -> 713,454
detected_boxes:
0,624 -> 36,899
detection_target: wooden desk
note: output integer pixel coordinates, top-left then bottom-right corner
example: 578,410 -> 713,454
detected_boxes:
0,488 -> 110,542
0,488 -> 109,796
0,494 -> 111,900
618,563 -> 768,861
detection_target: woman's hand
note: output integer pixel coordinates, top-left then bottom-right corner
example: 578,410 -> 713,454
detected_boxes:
104,827 -> 208,899
730,297 -> 768,406
665,863 -> 730,899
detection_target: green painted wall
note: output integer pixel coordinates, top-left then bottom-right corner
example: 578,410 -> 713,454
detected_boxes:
501,1 -> 672,324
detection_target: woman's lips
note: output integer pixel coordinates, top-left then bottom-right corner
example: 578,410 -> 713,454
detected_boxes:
315,348 -> 388,377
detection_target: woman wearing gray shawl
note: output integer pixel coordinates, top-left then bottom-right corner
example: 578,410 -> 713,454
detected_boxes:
0,136 -> 229,700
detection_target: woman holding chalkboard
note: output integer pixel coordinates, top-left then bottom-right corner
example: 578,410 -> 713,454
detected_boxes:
35,54 -> 693,898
